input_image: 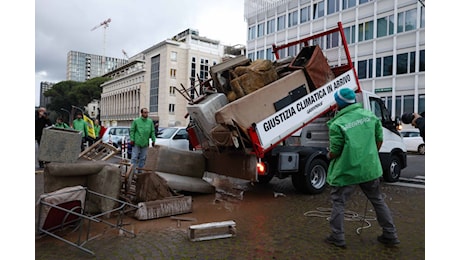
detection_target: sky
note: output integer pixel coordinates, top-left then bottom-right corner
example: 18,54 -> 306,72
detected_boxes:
34,0 -> 247,107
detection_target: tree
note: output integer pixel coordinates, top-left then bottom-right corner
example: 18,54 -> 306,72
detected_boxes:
44,77 -> 110,120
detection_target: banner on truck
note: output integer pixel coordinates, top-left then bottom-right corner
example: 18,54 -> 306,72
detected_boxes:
254,69 -> 358,149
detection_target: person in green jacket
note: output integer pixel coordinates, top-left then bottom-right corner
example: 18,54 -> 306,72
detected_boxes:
72,112 -> 88,151
54,117 -> 70,129
324,88 -> 399,248
94,119 -> 101,140
130,108 -> 156,173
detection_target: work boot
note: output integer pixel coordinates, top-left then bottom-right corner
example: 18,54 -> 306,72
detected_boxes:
325,235 -> 346,248
377,235 -> 400,245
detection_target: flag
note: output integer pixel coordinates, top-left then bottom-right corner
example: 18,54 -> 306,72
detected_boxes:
83,114 -> 96,139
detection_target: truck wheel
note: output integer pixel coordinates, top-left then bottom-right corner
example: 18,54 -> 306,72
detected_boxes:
292,158 -> 327,194
382,155 -> 401,183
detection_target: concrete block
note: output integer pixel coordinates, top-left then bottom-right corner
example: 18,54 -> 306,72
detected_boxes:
38,127 -> 82,163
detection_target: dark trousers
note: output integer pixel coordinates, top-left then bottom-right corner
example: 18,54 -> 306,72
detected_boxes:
329,178 -> 398,241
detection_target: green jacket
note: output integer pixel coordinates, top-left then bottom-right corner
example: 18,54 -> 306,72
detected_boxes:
326,103 -> 383,187
55,122 -> 69,129
72,118 -> 88,137
94,125 -> 101,138
130,117 -> 156,148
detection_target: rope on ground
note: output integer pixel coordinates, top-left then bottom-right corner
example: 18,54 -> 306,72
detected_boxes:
303,207 -> 377,235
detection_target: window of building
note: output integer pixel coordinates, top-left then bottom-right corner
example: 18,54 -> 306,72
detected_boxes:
266,47 -> 274,61
170,68 -> 177,78
257,22 -> 265,37
410,51 -> 416,73
418,94 -> 425,114
376,57 -> 381,77
277,48 -> 286,59
358,20 -> 374,42
397,53 -> 408,74
419,50 -> 425,72
313,1 -> 325,19
169,86 -> 175,95
288,45 -> 297,57
288,10 -> 298,27
368,58 -> 373,78
300,6 -> 310,23
403,95 -> 414,114
383,56 -> 393,76
170,51 -> 177,61
312,37 -> 324,50
358,60 -> 367,79
190,57 -> 196,78
199,59 -> 209,81
420,6 -> 425,28
257,49 -> 265,59
277,15 -> 286,30
398,8 -> 417,33
344,25 -> 356,44
343,0 -> 356,10
150,55 -> 160,113
328,0 -> 340,15
395,96 -> 402,118
248,52 -> 255,61
168,104 -> 175,114
267,18 -> 275,34
377,17 -> 388,38
248,26 -> 256,40
359,0 -> 371,3
326,31 -> 339,49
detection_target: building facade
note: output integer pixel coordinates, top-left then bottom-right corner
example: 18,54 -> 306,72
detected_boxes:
66,51 -> 128,82
244,0 -> 425,118
99,29 -> 225,128
39,81 -> 54,108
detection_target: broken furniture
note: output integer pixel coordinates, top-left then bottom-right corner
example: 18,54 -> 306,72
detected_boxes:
142,145 -> 215,194
43,161 -> 121,214
188,220 -> 237,242
37,185 -> 139,256
79,139 -> 119,161
134,195 -> 192,220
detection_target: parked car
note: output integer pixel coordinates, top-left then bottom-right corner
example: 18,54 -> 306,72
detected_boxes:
153,127 -> 190,150
399,129 -> 425,155
101,126 -> 130,149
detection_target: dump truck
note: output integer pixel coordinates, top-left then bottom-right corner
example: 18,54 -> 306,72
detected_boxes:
181,22 -> 407,194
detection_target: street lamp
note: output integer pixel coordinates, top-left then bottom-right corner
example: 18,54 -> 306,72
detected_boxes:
60,108 -> 71,126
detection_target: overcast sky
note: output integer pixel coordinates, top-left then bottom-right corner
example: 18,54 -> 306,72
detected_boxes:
35,0 -> 247,106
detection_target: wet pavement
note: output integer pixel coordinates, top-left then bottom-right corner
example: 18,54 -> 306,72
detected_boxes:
35,170 -> 425,259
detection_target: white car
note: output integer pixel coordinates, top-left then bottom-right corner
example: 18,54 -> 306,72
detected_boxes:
101,126 -> 130,148
399,129 -> 425,155
154,127 -> 190,150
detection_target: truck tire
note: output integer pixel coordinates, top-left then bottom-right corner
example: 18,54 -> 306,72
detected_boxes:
292,158 -> 327,194
382,155 -> 401,183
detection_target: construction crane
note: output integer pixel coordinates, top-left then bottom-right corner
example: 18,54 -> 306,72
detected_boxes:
122,49 -> 129,60
91,18 -> 112,73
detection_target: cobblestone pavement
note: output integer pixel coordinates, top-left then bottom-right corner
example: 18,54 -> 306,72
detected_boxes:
35,173 -> 425,259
